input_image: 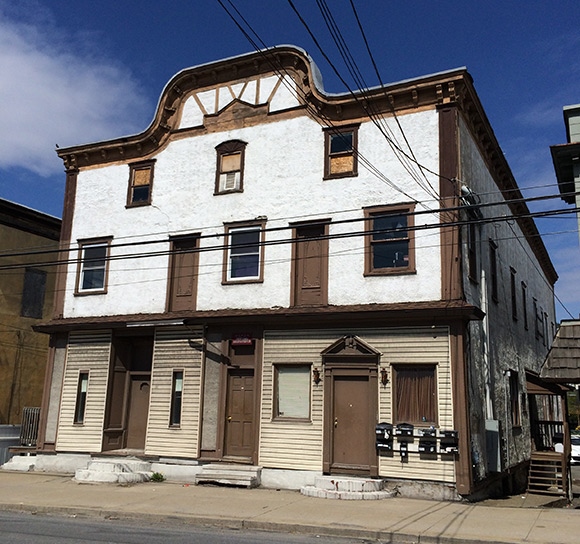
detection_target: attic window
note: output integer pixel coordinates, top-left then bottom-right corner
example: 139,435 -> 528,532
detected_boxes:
127,160 -> 155,207
215,140 -> 247,194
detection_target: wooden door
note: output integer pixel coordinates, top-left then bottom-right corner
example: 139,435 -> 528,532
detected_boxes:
168,236 -> 199,311
331,375 -> 372,473
125,374 -> 150,449
224,369 -> 255,458
293,224 -> 328,306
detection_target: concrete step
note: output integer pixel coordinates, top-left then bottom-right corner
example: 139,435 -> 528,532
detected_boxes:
74,457 -> 153,484
300,476 -> 395,500
195,463 -> 261,488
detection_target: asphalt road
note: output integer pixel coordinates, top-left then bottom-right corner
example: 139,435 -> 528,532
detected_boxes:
0,511 -> 365,544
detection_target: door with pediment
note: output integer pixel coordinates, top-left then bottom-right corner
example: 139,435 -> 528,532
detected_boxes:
322,336 -> 379,476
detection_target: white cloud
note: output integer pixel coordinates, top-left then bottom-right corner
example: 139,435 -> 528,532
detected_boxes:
0,5 -> 150,176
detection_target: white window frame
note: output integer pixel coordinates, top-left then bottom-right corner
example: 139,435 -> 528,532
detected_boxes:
76,239 -> 111,294
224,224 -> 264,283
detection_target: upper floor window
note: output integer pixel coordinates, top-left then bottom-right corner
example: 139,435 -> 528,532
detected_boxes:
467,222 -> 478,283
215,140 -> 247,194
521,282 -> 528,330
489,239 -> 498,302
127,160 -> 155,207
20,268 -> 47,319
76,238 -> 112,294
364,204 -> 415,275
510,267 -> 517,321
324,125 -> 358,179
223,222 -> 265,283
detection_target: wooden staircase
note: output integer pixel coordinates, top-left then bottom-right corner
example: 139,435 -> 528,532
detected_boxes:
527,452 -> 567,497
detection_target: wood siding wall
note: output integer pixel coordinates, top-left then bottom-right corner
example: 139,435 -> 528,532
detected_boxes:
56,331 -> 111,452
145,327 -> 204,458
261,327 -> 455,483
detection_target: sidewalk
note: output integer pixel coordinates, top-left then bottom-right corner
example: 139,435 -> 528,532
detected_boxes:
0,471 -> 578,543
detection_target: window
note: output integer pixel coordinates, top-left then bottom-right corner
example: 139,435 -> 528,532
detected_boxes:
215,140 -> 247,194
324,125 -> 358,179
467,222 -> 478,282
223,223 -> 264,283
365,204 -> 415,275
127,160 -> 155,206
76,239 -> 111,294
74,371 -> 89,424
274,365 -> 311,420
20,268 -> 47,319
510,268 -> 517,320
170,370 -> 184,426
489,240 -> 498,302
508,370 -> 521,427
533,298 -> 543,340
393,364 -> 437,425
521,282 -> 528,330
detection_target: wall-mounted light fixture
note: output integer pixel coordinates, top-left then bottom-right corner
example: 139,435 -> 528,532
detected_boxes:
380,367 -> 389,387
312,367 -> 321,385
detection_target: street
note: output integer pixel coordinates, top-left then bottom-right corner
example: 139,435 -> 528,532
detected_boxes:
0,511 -> 364,544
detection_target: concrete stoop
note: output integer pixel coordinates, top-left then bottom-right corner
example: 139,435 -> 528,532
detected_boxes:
194,463 -> 261,488
301,475 -> 395,500
74,458 -> 153,484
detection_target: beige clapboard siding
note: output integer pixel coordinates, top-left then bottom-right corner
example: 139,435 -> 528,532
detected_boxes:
261,328 -> 454,482
145,327 -> 203,458
56,331 -> 112,452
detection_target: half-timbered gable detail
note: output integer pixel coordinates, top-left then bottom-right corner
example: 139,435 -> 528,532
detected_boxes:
25,46 -> 557,501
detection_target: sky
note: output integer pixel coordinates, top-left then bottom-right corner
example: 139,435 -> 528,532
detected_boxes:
0,0 -> 579,320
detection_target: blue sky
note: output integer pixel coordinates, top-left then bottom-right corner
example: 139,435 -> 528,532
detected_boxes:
1,0 -> 579,320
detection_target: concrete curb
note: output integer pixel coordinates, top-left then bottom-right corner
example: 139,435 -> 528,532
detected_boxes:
0,501 -> 512,544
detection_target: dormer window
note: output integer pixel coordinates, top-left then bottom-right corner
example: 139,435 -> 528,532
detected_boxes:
215,140 -> 247,194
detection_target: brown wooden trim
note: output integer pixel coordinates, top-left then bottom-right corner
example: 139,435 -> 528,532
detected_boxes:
363,203 -> 416,276
438,105 -> 462,301
290,221 -> 329,307
74,237 -> 113,296
165,234 -> 201,312
53,169 -> 77,318
222,220 -> 266,284
323,124 -> 359,179
214,140 -> 247,195
36,334 -> 57,450
449,321 -> 472,495
126,159 -> 156,208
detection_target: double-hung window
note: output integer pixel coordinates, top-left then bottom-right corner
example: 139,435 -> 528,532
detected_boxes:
365,204 -> 415,275
224,223 -> 264,283
170,370 -> 184,427
76,238 -> 111,294
215,140 -> 247,194
324,125 -> 358,179
127,160 -> 155,207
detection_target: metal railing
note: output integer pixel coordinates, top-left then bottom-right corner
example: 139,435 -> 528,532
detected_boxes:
19,407 -> 40,447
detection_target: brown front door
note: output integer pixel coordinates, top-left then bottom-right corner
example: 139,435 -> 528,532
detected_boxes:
331,375 -> 372,473
293,223 -> 328,306
125,375 -> 151,449
224,369 -> 255,458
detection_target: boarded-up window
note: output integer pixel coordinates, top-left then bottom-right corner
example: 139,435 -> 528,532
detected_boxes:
215,140 -> 246,194
324,125 -> 358,179
275,365 -> 311,420
127,160 -> 155,206
393,364 -> 437,424
20,268 -> 47,319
